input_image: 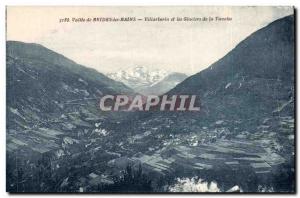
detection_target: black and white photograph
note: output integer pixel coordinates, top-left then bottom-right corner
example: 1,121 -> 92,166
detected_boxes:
2,2 -> 298,195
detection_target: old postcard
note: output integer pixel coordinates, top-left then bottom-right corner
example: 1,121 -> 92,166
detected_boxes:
6,6 -> 295,193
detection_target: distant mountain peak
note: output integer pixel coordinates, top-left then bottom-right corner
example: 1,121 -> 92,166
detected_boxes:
107,66 -> 189,95
107,66 -> 169,93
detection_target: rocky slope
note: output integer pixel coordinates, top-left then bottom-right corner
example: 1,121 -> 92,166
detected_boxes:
140,72 -> 188,95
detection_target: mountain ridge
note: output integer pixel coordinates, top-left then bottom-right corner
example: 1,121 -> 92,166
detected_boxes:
169,15 -> 294,95
107,66 -> 188,95
7,40 -> 133,94
166,15 -> 294,120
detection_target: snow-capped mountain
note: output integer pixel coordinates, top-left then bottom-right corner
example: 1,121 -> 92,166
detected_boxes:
142,72 -> 188,95
107,66 -> 169,94
107,66 -> 189,95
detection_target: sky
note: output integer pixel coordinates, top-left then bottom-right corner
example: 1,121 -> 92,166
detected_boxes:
6,6 -> 293,75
